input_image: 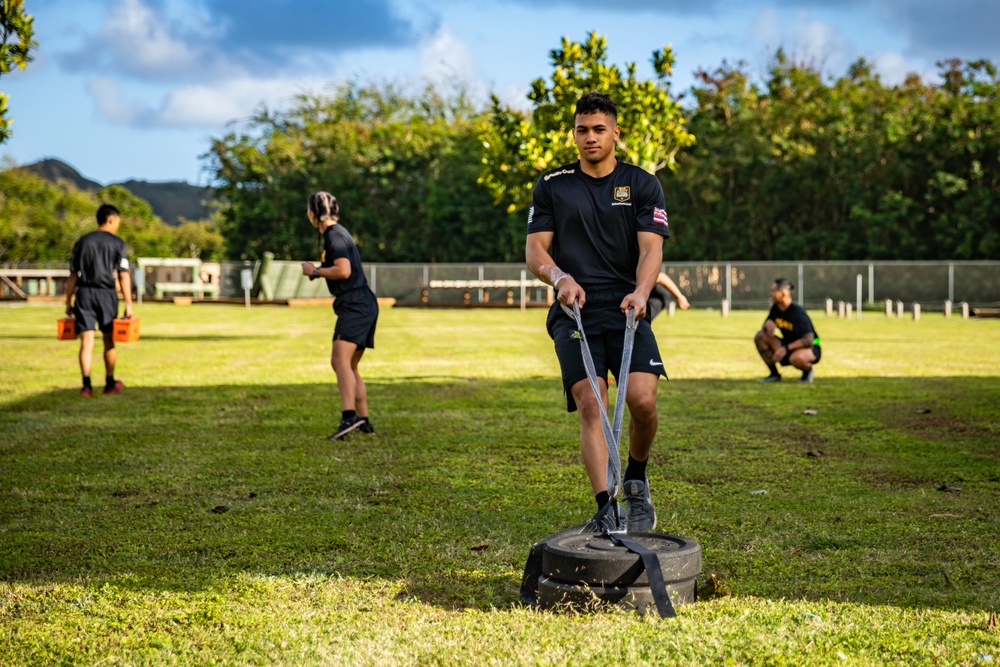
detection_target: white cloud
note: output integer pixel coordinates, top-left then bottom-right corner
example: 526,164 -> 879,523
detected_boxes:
98,0 -> 214,79
871,51 -> 935,85
793,15 -> 854,72
86,75 -> 311,129
419,24 -> 480,88
156,77 -> 308,127
86,78 -> 155,126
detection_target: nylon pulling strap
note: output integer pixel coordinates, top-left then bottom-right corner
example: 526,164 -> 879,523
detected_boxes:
563,301 -> 677,619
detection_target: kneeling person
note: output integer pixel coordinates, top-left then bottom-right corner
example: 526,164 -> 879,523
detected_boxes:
754,277 -> 821,383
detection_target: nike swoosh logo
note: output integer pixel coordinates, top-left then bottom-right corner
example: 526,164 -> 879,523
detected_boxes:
649,360 -> 664,366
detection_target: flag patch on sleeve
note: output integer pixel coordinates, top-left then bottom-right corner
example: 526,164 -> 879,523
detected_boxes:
653,208 -> 669,227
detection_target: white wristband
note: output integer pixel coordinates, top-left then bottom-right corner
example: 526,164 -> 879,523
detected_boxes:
553,274 -> 571,287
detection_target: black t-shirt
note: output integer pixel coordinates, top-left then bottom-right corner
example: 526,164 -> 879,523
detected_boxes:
527,160 -> 670,292
321,223 -> 368,297
70,230 -> 129,289
766,302 -> 819,345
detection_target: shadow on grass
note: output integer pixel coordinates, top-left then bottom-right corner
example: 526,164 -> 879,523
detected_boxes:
1,377 -> 998,613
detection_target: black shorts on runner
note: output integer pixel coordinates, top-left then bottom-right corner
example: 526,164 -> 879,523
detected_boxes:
73,286 -> 119,334
546,293 -> 667,413
780,344 -> 822,366
646,285 -> 671,322
333,288 -> 379,349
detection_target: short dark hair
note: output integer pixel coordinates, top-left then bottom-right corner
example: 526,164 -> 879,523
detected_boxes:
96,204 -> 120,226
774,277 -> 795,292
575,92 -> 617,123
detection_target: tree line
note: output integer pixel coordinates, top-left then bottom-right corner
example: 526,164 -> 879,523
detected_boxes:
0,165 -> 224,263
4,30 -> 998,263
209,33 -> 999,263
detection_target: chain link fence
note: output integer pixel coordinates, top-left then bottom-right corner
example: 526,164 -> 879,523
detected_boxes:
5,259 -> 998,310
245,260 -> 994,310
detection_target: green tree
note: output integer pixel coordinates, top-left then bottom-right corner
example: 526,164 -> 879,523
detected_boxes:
0,0 -> 36,144
0,165 -> 93,262
481,31 -> 695,214
668,52 -> 1000,261
207,82 -> 520,262
172,217 -> 226,260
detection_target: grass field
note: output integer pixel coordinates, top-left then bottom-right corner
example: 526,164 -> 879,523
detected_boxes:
2,302 -> 999,666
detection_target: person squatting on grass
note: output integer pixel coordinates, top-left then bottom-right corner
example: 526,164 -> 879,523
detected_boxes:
754,277 -> 822,383
301,191 -> 379,440
526,91 -> 671,533
65,204 -> 133,397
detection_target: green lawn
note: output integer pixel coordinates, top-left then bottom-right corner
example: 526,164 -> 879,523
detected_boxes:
1,303 -> 999,666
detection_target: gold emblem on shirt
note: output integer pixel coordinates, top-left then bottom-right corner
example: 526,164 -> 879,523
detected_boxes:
614,186 -> 631,202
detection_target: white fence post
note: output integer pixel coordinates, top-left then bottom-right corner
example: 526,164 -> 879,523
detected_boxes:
944,300 -> 952,318
856,274 -> 863,320
897,300 -> 904,318
913,303 -> 921,321
826,298 -> 833,316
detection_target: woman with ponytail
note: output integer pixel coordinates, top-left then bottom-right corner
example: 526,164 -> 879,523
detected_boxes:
301,191 -> 380,439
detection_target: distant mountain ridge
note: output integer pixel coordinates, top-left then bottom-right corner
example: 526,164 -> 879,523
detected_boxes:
21,158 -> 213,226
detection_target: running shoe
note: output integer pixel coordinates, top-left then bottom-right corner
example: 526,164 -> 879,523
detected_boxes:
103,380 -> 124,396
328,414 -> 365,440
800,368 -> 815,383
359,419 -> 375,434
623,476 -> 657,533
759,374 -> 782,383
80,387 -> 93,398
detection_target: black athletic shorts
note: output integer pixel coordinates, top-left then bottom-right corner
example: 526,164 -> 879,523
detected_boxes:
780,344 -> 822,366
546,292 -> 667,413
73,286 -> 118,334
646,286 -> 670,322
333,287 -> 379,349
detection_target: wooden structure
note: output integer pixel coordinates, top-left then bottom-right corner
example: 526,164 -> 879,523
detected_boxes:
0,268 -> 71,299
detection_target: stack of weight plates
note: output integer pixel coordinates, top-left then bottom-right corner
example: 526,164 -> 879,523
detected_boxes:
537,526 -> 702,614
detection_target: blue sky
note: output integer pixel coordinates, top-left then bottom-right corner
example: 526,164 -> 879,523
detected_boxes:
2,0 -> 998,185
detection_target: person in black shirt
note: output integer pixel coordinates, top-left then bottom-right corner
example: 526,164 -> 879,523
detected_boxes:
754,277 -> 821,383
526,92 -> 670,532
65,204 -> 134,397
301,191 -> 379,440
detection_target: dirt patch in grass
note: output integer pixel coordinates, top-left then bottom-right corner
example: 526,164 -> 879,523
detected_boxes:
879,405 -> 995,441
861,468 -> 938,492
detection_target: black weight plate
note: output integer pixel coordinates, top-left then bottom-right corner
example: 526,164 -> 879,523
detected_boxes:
542,531 -> 701,586
537,575 -> 697,615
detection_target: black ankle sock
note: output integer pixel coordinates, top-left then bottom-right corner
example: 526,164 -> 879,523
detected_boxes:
105,375 -> 115,389
624,455 -> 648,482
766,363 -> 779,376
342,409 -> 356,421
82,376 -> 92,390
359,415 -> 369,422
595,491 -> 610,511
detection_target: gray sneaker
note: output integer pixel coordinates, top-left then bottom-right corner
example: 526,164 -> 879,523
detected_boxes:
759,374 -> 782,383
800,368 -> 815,383
623,476 -> 657,532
